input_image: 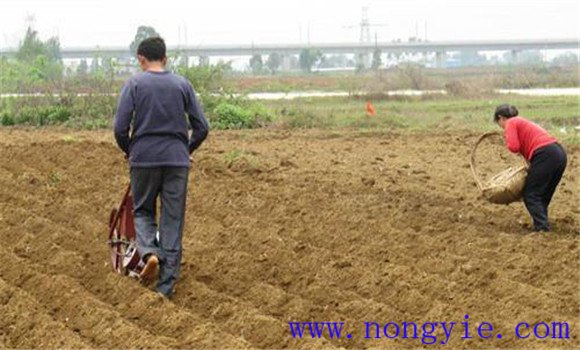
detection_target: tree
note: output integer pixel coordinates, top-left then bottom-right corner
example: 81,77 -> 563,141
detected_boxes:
16,27 -> 62,64
503,50 -> 543,66
266,52 -> 282,74
355,53 -> 367,73
16,27 -> 47,62
299,48 -> 323,73
319,54 -> 348,69
90,57 -> 101,73
551,52 -> 578,67
517,50 -> 544,66
176,61 -> 232,95
101,57 -> 115,76
171,51 -> 190,69
44,36 -> 62,62
249,54 -> 263,74
459,50 -> 487,66
129,26 -> 160,54
77,59 -> 88,76
396,63 -> 427,90
371,48 -> 382,70
14,27 -> 63,85
31,55 -> 63,83
198,55 -> 210,67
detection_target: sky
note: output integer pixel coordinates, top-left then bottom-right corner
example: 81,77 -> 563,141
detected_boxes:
0,0 -> 578,49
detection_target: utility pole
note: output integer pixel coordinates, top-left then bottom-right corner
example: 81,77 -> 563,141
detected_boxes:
25,13 -> 36,31
183,24 -> 189,67
415,21 -> 418,39
360,7 -> 371,44
343,7 -> 387,69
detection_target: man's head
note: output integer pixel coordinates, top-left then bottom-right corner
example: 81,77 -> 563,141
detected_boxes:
137,37 -> 167,70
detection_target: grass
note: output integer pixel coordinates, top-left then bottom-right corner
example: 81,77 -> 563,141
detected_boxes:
229,65 -> 579,93
48,171 -> 62,186
223,149 -> 263,172
2,93 -> 576,144
60,135 -> 81,143
263,94 -> 580,144
224,149 -> 244,164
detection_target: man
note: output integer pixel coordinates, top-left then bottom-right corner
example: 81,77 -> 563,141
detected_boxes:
114,37 -> 209,298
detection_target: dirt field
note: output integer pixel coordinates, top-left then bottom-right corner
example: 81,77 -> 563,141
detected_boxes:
0,128 -> 578,349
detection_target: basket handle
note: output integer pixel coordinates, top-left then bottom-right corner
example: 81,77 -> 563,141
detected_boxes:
470,132 -> 499,192
470,132 -> 529,192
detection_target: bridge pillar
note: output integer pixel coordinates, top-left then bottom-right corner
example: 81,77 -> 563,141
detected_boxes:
511,50 -> 519,64
356,51 -> 371,70
435,52 -> 444,68
198,55 -> 210,67
282,55 -> 293,71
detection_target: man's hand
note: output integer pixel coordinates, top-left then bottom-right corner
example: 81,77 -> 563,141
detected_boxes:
189,156 -> 193,163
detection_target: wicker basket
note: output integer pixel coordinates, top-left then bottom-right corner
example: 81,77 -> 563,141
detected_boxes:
470,132 -> 529,204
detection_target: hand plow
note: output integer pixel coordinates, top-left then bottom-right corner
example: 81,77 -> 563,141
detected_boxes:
107,185 -> 143,277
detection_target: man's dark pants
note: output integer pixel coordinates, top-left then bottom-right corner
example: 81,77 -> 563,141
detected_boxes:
130,167 -> 189,296
523,143 -> 567,232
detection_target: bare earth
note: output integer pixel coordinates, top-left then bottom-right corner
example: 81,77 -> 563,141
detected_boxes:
0,128 -> 578,349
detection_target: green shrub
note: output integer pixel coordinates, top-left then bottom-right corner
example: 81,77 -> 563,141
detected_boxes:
8,105 -> 72,126
13,105 -> 71,126
176,63 -> 231,95
16,107 -> 38,125
209,99 -> 273,130
212,102 -> 254,129
177,62 -> 272,130
245,102 -> 272,126
79,117 -> 109,130
281,109 -> 330,128
0,112 -> 15,126
0,60 -> 276,130
45,106 -> 71,123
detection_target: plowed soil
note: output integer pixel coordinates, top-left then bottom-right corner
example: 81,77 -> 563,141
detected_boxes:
0,128 -> 578,349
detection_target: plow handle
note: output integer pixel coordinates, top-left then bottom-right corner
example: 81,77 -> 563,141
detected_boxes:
108,184 -> 132,241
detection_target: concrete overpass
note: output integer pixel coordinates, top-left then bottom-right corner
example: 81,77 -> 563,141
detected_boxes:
0,38 -> 577,59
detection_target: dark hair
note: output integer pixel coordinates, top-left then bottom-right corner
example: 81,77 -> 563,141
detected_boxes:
137,37 -> 166,61
493,104 -> 519,122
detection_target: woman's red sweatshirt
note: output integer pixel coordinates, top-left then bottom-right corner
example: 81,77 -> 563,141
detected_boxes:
504,117 -> 557,160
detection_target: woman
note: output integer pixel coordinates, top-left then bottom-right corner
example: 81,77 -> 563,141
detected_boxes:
494,104 -> 567,232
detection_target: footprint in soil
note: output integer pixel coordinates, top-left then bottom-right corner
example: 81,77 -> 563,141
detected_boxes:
280,159 -> 298,168
361,177 -> 376,187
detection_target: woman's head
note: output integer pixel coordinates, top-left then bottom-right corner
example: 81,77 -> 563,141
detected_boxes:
494,104 -> 519,129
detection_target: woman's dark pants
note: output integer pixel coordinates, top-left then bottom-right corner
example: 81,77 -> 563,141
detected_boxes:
523,143 -> 567,232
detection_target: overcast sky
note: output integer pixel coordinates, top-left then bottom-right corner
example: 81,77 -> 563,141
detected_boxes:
0,0 -> 578,49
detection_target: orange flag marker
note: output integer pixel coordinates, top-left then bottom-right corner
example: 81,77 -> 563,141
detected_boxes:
365,101 -> 376,116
